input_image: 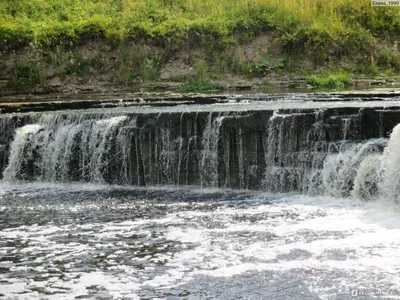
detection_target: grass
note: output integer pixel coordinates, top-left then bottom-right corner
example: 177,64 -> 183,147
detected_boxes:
10,63 -> 45,88
48,47 -> 108,78
9,48 -> 46,88
307,72 -> 352,89
194,60 -> 208,82
180,80 -> 224,92
1,0 -> 400,89
1,0 -> 400,62
116,43 -> 164,83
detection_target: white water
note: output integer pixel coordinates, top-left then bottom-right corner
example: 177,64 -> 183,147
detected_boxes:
2,107 -> 400,298
321,139 -> 387,198
1,185 -> 400,299
3,124 -> 43,181
1,113 -> 232,187
2,115 -> 133,183
200,113 -> 224,187
263,110 -> 391,200
379,124 -> 400,204
2,112 -> 400,203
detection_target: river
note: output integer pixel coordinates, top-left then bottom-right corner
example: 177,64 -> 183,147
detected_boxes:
1,91 -> 400,299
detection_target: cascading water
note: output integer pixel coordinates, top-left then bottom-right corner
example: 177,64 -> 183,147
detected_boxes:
1,104 -> 400,201
378,123 -> 400,203
320,139 -> 386,198
3,96 -> 400,299
200,113 -> 223,187
0,111 -> 226,187
3,124 -> 43,181
3,114 -> 132,183
260,108 -> 400,201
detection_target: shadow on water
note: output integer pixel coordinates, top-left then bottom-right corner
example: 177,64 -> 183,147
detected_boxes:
0,185 -> 273,229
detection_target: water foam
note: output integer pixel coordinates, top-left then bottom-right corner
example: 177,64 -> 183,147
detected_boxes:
2,108 -> 400,204
3,115 -> 131,183
3,124 -> 43,181
379,123 -> 400,204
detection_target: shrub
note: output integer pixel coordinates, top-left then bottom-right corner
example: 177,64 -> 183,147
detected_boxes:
307,72 -> 352,88
9,47 -> 46,88
194,59 -> 208,82
141,56 -> 163,82
10,62 -> 45,88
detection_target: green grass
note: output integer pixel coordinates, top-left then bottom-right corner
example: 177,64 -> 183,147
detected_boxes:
9,49 -> 46,88
115,43 -> 164,83
194,60 -> 208,82
10,63 -> 45,88
307,72 -> 352,89
2,0 -> 400,89
48,47 -> 107,77
1,0 -> 400,62
180,80 -> 224,92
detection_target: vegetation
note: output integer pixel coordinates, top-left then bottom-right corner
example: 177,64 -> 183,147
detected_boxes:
1,0 -> 400,56
9,48 -> 46,88
180,59 -> 224,92
115,44 -> 163,83
307,72 -> 352,89
180,80 -> 224,92
49,49 -> 106,77
234,59 -> 271,78
1,0 -> 400,89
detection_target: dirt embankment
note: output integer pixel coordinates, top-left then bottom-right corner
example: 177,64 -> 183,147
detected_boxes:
1,34 -> 399,101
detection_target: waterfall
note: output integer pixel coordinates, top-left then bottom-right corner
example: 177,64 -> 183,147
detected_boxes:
264,110 -> 327,193
200,113 -> 223,187
261,109 -> 391,199
3,124 -> 43,181
379,124 -> 400,203
1,112 -> 223,186
3,114 -> 132,183
1,105 -> 400,201
321,139 -> 386,198
352,154 -> 381,200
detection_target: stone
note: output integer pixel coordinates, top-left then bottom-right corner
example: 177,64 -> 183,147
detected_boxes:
46,65 -> 56,78
48,77 -> 62,88
160,61 -> 196,81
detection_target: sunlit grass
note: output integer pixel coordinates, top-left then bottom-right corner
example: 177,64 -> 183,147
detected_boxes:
307,72 -> 352,88
1,0 -> 399,60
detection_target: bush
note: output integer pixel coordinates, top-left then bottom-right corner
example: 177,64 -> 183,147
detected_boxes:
141,56 -> 163,82
10,62 -> 45,88
9,47 -> 46,88
377,44 -> 400,70
307,72 -> 352,88
194,59 -> 208,82
115,43 -> 164,83
1,0 -> 399,80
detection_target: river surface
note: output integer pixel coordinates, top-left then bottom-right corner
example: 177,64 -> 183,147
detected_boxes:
1,183 -> 400,299
2,91 -> 400,299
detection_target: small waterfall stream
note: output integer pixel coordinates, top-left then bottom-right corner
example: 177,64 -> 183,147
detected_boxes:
379,124 -> 400,203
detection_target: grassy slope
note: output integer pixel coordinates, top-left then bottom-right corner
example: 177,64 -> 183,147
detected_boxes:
1,0 -> 400,89
1,0 -> 399,52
